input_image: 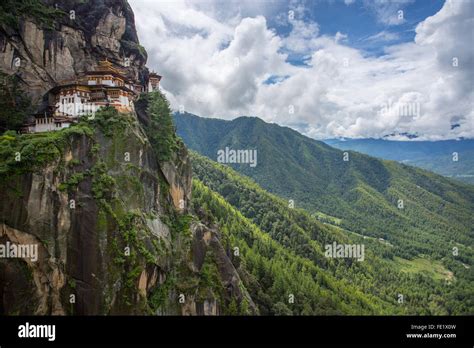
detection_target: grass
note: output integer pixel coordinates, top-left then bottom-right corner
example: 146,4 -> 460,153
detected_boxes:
391,256 -> 454,282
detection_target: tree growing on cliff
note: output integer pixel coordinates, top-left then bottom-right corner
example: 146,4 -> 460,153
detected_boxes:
142,91 -> 178,162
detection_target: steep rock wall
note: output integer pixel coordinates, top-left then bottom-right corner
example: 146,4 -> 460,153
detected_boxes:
0,0 -> 255,316
0,0 -> 148,109
0,108 -> 255,315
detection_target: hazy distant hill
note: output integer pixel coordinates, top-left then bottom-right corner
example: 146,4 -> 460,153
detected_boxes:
324,138 -> 474,184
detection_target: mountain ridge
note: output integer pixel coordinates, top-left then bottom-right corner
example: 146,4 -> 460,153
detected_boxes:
174,111 -> 474,263
324,137 -> 474,184
190,151 -> 474,314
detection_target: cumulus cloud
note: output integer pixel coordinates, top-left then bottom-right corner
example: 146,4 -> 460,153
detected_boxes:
130,0 -> 473,140
284,18 -> 320,55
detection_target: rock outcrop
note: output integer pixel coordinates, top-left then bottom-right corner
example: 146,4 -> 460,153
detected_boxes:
0,0 -> 148,110
0,0 -> 255,315
0,105 -> 254,315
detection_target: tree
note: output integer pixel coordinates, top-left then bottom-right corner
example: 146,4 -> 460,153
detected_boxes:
227,298 -> 238,315
272,302 -> 293,316
239,298 -> 250,315
142,91 -> 177,162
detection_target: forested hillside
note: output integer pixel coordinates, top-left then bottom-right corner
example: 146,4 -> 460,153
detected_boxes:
2,0 -> 472,321
191,153 -> 474,314
324,138 -> 474,184
175,113 -> 474,263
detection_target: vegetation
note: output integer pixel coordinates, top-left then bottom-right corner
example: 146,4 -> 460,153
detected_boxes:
390,256 -> 453,282
326,138 -> 474,184
139,91 -> 179,162
0,0 -> 65,29
0,97 -> 210,314
175,113 -> 474,261
2,86 -> 471,315
0,124 -> 93,183
0,107 -> 136,183
190,152 -> 474,315
87,106 -> 132,137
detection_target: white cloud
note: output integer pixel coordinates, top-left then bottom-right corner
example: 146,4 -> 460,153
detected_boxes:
283,18 -> 320,55
129,0 -> 474,140
363,0 -> 413,26
365,30 -> 400,42
335,31 -> 348,44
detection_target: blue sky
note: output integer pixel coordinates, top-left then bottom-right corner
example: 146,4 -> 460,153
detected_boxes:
267,0 -> 446,62
130,0 -> 473,140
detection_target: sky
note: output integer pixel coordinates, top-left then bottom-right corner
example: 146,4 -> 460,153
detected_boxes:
129,0 -> 474,140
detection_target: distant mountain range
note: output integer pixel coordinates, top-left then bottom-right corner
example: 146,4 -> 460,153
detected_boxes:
174,112 -> 474,258
191,152 -> 470,314
175,111 -> 474,314
324,138 -> 474,184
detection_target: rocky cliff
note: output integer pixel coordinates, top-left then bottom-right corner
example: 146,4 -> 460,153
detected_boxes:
0,0 -> 148,110
0,0 -> 255,315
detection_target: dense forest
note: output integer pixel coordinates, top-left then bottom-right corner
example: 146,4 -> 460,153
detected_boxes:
2,0 -> 472,319
190,152 -> 474,315
175,113 -> 474,261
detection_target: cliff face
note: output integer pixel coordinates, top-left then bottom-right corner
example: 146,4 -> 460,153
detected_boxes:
0,103 -> 255,316
0,1 -> 255,315
0,0 -> 148,110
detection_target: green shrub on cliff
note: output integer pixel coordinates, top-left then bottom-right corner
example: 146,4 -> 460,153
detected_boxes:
0,124 -> 93,181
0,0 -> 65,30
86,106 -> 131,136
